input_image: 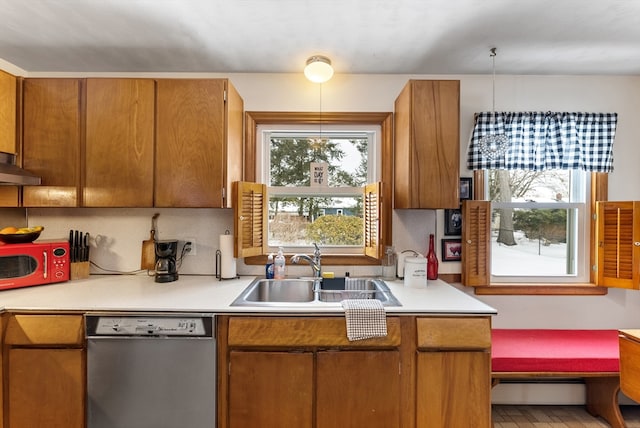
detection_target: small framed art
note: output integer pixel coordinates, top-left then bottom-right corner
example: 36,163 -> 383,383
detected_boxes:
460,177 -> 473,200
442,239 -> 462,262
444,207 -> 462,236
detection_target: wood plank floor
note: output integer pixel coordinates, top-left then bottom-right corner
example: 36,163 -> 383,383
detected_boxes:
492,405 -> 640,427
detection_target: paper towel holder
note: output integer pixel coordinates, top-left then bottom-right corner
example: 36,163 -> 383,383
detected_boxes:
216,230 -> 239,281
215,249 -> 239,281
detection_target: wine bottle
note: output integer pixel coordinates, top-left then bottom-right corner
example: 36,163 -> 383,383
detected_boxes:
426,234 -> 438,280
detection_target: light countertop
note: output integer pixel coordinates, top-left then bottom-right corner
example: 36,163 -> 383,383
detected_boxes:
0,274 -> 497,315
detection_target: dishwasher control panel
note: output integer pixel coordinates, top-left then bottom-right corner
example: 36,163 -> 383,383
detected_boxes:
86,315 -> 213,337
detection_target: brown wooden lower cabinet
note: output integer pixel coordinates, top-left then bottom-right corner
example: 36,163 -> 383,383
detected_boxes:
416,351 -> 491,427
316,350 -> 400,428
219,315 -> 491,428
3,314 -> 85,428
8,348 -> 84,428
227,349 -> 401,428
415,316 -> 492,428
229,351 -> 313,428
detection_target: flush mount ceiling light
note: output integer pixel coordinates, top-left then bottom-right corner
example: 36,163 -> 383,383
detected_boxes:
478,47 -> 510,160
304,55 -> 334,83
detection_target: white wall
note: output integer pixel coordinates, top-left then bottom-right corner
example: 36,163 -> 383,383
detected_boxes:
24,71 -> 640,303
16,71 -> 640,403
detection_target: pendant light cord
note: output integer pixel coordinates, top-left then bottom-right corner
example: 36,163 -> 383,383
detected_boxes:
490,47 -> 497,124
319,82 -> 323,140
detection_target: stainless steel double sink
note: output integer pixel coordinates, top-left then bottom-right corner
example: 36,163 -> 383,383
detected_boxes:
231,277 -> 401,307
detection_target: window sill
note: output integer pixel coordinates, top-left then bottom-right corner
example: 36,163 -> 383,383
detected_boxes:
419,274 -> 608,296
472,284 -> 608,296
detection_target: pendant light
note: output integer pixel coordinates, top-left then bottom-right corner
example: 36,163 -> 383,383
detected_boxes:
304,55 -> 334,83
478,47 -> 509,159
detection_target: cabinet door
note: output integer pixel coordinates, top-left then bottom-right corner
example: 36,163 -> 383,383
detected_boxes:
228,351 -> 313,428
155,79 -> 226,207
0,70 -> 16,154
85,78 -> 155,207
0,70 -> 18,206
415,317 -> 491,428
316,350 -> 401,428
22,78 -> 82,207
394,80 -> 460,209
8,348 -> 84,428
416,351 -> 491,428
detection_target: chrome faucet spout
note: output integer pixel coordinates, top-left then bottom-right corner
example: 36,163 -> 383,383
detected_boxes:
291,244 -> 322,278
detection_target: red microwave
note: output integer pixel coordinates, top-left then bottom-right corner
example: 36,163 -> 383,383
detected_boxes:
0,241 -> 70,290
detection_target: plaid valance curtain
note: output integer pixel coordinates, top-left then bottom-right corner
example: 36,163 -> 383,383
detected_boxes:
467,112 -> 617,172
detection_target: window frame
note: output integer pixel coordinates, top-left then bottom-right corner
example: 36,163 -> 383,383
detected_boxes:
467,170 -> 608,295
242,111 -> 393,266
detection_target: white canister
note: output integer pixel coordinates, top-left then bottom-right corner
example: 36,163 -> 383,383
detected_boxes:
404,256 -> 427,288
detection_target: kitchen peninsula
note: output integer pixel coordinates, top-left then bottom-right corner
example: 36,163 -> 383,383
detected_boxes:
0,275 -> 495,428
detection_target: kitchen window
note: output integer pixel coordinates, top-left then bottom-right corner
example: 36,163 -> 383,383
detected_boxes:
258,126 -> 378,255
462,171 -> 609,294
463,111 -> 617,294
236,112 -> 393,264
486,169 -> 589,283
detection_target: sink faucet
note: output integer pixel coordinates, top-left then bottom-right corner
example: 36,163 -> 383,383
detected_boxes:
291,243 -> 322,278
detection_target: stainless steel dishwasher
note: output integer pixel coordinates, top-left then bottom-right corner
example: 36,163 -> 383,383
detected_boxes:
85,313 -> 216,428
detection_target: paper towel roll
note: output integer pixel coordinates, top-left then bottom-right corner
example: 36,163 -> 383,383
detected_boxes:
219,233 -> 237,279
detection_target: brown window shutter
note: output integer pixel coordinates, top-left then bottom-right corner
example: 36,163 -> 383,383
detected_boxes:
364,182 -> 382,259
596,201 -> 640,290
462,200 -> 491,286
233,181 -> 267,258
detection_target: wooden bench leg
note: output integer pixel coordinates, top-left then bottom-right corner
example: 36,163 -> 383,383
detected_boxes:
585,376 -> 626,428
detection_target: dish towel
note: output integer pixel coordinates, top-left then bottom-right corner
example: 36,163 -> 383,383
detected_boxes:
341,299 -> 387,341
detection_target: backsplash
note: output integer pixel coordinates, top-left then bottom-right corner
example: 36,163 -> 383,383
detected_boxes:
6,207 -> 438,278
25,207 -> 234,276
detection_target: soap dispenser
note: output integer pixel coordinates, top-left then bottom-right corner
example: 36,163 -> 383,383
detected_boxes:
265,253 -> 274,279
274,247 -> 286,279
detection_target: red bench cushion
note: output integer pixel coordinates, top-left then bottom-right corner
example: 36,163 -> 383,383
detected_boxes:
492,329 -> 620,373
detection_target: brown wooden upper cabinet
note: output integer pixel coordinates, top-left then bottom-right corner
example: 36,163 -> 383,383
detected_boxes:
84,78 -> 155,207
155,79 -> 243,208
393,80 -> 460,209
19,77 -> 243,208
22,78 -> 82,207
0,70 -> 17,155
0,70 -> 19,206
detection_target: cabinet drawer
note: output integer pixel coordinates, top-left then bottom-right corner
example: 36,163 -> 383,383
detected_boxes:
5,315 -> 84,346
416,317 -> 490,350
228,316 -> 401,348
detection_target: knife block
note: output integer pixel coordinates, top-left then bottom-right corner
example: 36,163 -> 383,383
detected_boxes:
70,261 -> 90,280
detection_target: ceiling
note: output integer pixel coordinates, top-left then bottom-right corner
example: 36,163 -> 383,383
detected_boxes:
1,0 -> 640,75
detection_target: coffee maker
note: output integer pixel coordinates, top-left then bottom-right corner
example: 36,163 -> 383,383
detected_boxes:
154,240 -> 178,283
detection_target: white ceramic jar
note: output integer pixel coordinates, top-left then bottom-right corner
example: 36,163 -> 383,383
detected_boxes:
404,256 -> 427,288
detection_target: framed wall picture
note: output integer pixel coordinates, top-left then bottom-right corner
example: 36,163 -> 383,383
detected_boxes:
460,177 -> 473,200
442,239 -> 462,262
444,207 -> 462,236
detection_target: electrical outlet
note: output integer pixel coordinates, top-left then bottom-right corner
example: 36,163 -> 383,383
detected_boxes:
184,238 -> 197,255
